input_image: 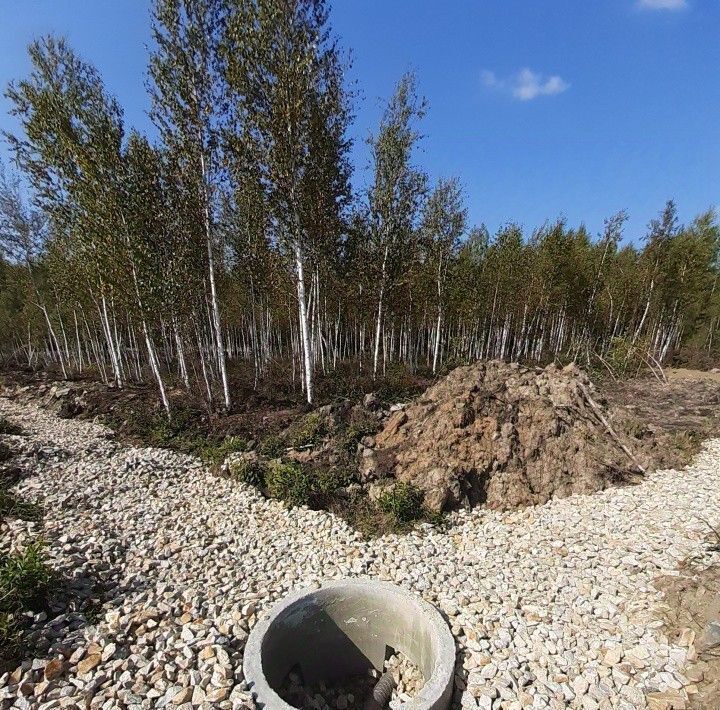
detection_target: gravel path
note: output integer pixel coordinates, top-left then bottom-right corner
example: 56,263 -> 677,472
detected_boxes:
1,397 -> 719,710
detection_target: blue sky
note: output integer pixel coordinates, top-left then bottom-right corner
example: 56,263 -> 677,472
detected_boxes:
0,0 -> 718,242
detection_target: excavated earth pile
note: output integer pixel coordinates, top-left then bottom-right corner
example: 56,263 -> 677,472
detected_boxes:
362,360 -> 643,511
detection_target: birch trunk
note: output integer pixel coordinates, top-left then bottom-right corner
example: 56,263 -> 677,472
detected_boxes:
294,242 -> 314,404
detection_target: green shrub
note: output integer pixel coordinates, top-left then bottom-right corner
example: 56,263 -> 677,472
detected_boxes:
377,483 -> 425,526
199,436 -> 248,464
259,434 -> 284,457
229,458 -> 266,487
315,466 -> 353,494
0,541 -> 53,667
0,542 -> 51,612
0,418 -> 23,436
286,413 -> 326,449
337,414 -> 377,453
265,461 -> 314,506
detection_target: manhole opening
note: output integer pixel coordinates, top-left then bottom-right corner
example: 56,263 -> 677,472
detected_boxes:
245,582 -> 455,709
278,644 -> 427,708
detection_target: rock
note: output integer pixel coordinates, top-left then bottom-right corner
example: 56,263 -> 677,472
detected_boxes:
2,391 -> 720,710
172,687 -> 193,705
696,621 -> 720,653
77,654 -> 101,675
602,646 -> 623,666
44,659 -> 66,681
101,643 -> 116,662
363,393 -> 380,411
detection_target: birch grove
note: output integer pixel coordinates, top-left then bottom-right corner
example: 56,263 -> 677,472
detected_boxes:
1,1 -> 720,416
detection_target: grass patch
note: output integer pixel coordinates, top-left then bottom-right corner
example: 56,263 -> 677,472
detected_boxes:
108,406 -> 249,464
0,541 -> 53,670
265,460 -> 315,506
262,460 -> 353,508
330,486 -> 443,537
285,412 -> 326,449
377,482 -> 426,526
259,434 -> 284,458
336,413 -> 378,453
198,436 -> 248,465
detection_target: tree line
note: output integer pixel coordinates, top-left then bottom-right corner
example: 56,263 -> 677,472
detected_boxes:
0,0 -> 718,414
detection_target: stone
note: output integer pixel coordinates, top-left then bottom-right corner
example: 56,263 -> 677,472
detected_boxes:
44,659 -> 66,681
172,687 -> 193,705
77,655 -> 101,675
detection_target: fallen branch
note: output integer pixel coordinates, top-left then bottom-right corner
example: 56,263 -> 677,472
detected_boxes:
578,382 -> 646,475
592,351 -> 618,382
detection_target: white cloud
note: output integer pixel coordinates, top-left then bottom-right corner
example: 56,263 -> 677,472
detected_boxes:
637,0 -> 688,9
481,70 -> 499,88
513,69 -> 570,100
482,68 -> 570,101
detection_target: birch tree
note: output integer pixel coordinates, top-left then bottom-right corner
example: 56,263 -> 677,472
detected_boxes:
367,72 -> 427,378
224,0 -> 351,403
420,178 -> 467,373
149,0 -> 231,410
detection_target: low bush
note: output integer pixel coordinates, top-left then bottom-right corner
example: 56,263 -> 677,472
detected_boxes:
0,541 -> 53,669
315,466 -> 353,494
377,482 -> 425,526
336,413 -> 378,453
199,436 -> 248,465
265,460 -> 314,506
259,434 -> 284,458
228,458 -> 266,487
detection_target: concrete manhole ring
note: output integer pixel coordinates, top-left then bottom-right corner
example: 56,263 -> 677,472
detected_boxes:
243,579 -> 456,709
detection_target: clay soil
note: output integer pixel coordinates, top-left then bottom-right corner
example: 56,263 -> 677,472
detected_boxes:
654,555 -> 720,709
604,368 -> 720,472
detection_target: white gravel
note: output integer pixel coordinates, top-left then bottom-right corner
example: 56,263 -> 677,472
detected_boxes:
1,396 -> 719,710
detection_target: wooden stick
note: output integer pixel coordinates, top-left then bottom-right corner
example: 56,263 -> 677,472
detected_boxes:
578,382 -> 646,475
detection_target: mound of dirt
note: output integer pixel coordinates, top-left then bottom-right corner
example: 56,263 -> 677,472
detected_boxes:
361,360 -> 644,511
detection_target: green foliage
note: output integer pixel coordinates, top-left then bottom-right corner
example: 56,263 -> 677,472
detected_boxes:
315,466 -> 352,494
200,436 -> 248,465
3,5 -> 720,423
228,458 -> 266,488
336,414 -> 378,453
377,483 -> 425,526
0,542 -> 51,613
286,412 -> 326,449
605,336 -> 653,379
109,406 -> 250,464
0,541 -> 53,667
259,435 -> 284,458
118,406 -> 206,456
375,363 -> 428,402
265,461 -> 314,507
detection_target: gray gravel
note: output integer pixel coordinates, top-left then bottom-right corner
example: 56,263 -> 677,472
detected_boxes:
1,397 -> 719,709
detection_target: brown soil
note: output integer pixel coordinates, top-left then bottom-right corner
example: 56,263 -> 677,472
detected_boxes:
654,553 -> 720,708
604,368 -> 720,472
362,361 -> 646,511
